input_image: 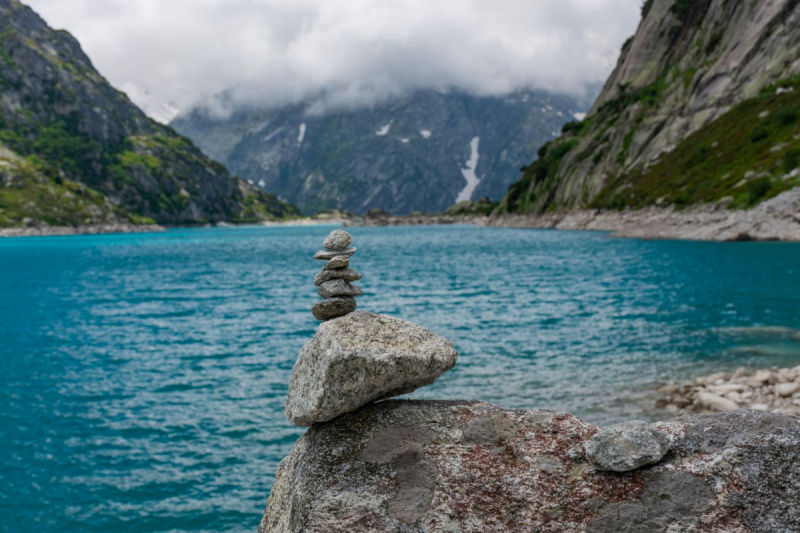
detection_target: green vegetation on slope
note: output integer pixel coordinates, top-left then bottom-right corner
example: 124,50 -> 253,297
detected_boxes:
0,146 -> 136,227
0,0 -> 300,228
503,141 -> 577,213
592,77 -> 800,210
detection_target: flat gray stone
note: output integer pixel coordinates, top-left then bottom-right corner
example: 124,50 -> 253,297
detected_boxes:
323,230 -> 353,250
318,279 -> 362,299
314,247 -> 356,260
311,297 -> 356,321
323,255 -> 350,270
314,268 -> 362,286
285,311 -> 458,426
586,420 -> 671,472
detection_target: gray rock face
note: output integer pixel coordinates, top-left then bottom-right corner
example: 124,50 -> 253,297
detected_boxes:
259,403 -> 800,533
586,420 -> 671,472
496,0 -> 800,217
323,230 -> 352,250
284,311 -> 458,426
313,268 -> 362,286
314,247 -> 356,260
318,279 -> 363,299
172,89 -> 594,216
323,255 -> 350,270
310,297 -> 357,321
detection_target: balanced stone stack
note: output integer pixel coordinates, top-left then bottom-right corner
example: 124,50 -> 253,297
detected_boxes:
311,230 -> 363,321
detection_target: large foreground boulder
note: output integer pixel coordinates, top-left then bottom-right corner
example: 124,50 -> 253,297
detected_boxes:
260,401 -> 800,533
285,312 -> 458,426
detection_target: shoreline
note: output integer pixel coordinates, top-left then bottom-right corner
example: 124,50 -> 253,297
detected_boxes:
657,363 -> 800,417
0,218 -> 350,239
355,213 -> 487,227
0,223 -> 165,239
487,188 -> 800,242
258,217 -> 351,227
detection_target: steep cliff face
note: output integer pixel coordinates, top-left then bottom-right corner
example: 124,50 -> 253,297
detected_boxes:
0,0 -> 298,228
173,90 -> 593,215
499,0 -> 800,215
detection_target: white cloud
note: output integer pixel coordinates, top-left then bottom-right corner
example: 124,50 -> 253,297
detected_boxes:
24,0 -> 642,119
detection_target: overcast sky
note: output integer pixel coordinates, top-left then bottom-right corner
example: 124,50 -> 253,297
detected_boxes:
25,0 -> 642,121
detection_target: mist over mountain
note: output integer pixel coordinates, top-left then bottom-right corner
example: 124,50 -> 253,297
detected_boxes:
173,88 -> 596,215
23,0 -> 639,121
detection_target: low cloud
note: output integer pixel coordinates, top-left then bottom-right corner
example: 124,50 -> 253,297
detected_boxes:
25,0 -> 642,119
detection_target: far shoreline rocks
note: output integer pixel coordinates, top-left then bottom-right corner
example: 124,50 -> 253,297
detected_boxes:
657,364 -> 800,416
0,223 -> 165,238
487,188 -> 800,242
329,189 -> 800,242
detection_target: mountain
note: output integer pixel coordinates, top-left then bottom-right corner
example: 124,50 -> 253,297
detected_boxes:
497,0 -> 800,216
172,89 -> 595,215
0,0 -> 299,229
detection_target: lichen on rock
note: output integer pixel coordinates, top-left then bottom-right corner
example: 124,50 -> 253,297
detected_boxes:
260,402 -> 800,533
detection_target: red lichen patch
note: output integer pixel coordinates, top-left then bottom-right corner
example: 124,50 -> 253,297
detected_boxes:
422,411 -> 653,532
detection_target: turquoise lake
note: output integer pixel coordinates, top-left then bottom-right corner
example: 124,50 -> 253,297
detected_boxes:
2,224 -> 800,532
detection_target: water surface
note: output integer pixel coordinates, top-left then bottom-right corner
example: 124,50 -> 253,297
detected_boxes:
2,225 -> 799,532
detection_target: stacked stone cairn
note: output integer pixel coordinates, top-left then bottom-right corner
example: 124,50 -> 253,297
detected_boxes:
311,230 -> 363,321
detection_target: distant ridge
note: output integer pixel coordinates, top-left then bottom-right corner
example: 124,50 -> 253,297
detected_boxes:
172,89 -> 595,215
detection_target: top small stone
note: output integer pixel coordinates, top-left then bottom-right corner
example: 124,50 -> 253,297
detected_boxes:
323,230 -> 353,250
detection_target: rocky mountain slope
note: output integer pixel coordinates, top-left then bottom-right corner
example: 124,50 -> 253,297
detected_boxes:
172,89 -> 594,215
0,0 -> 298,229
497,0 -> 800,216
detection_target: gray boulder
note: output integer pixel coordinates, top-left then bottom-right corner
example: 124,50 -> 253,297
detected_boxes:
284,311 -> 458,426
586,420 -> 671,472
323,230 -> 353,250
311,297 -> 357,321
259,403 -> 800,533
318,279 -> 363,299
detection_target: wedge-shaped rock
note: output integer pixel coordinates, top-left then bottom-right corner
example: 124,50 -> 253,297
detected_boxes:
285,311 -> 458,426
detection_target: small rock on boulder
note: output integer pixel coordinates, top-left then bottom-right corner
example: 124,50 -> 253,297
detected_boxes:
311,297 -> 357,321
586,420 -> 671,472
285,311 -> 458,426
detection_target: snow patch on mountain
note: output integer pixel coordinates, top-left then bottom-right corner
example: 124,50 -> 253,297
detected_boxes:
298,123 -> 306,143
420,130 -> 432,139
376,123 -> 391,136
455,136 -> 480,203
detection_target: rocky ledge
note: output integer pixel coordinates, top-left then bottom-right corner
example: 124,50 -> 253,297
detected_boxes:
488,188 -> 800,242
658,365 -> 800,417
260,401 -> 799,533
